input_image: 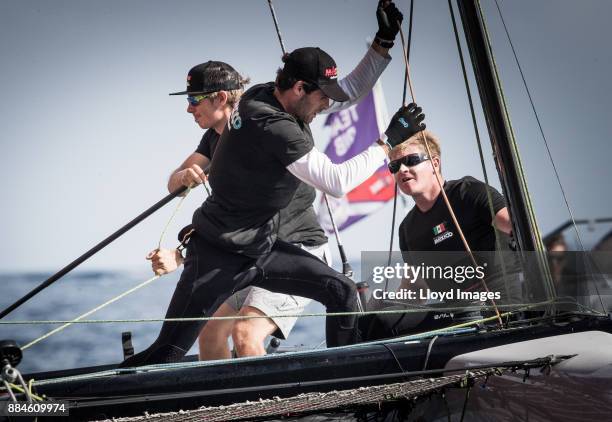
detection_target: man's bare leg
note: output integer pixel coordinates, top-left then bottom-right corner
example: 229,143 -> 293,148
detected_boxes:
232,306 -> 278,357
198,303 -> 237,361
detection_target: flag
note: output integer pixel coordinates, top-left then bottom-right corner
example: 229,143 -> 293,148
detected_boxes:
433,223 -> 447,235
318,80 -> 394,232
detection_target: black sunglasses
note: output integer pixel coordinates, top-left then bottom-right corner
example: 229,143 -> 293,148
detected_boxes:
388,153 -> 430,174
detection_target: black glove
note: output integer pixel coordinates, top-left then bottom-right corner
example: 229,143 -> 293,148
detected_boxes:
384,103 -> 425,147
375,1 -> 403,48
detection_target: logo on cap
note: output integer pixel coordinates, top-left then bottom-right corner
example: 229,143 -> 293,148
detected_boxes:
324,67 -> 338,79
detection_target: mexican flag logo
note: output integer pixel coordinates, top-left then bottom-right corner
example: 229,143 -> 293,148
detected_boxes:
432,223 -> 446,235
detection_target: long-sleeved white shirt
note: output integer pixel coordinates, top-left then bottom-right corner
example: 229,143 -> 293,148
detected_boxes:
287,46 -> 391,197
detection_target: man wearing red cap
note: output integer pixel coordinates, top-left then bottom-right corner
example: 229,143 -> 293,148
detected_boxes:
148,38 -> 393,360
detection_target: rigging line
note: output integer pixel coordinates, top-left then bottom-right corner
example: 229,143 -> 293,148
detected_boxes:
267,0 -> 286,55
385,0 -> 415,292
459,377 -> 472,422
401,0 -> 415,106
422,334 -> 439,370
0,304 -> 532,325
6,299 -> 596,328
492,0 -> 607,314
382,344 -> 407,376
21,188 -> 193,351
157,186 -> 191,249
5,299 -> 584,326
396,23 -> 503,327
474,4 -> 548,249
447,0 -> 512,303
4,383 -> 44,402
442,391 -> 452,422
0,185 -> 188,320
384,183 -> 399,292
476,0 -> 556,310
448,0 -> 499,244
21,275 -> 161,350
1,381 -> 17,402
323,194 -> 354,277
492,0 -> 584,252
266,0 -> 353,278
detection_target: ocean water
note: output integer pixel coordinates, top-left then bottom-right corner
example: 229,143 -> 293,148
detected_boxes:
0,270 -> 327,374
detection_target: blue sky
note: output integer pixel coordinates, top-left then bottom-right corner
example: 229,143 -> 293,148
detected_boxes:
1,0 -> 610,272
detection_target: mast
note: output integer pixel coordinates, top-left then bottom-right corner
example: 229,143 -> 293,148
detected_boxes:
456,0 -> 555,302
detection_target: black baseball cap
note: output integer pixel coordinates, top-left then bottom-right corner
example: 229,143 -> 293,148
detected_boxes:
282,47 -> 349,102
169,61 -> 242,96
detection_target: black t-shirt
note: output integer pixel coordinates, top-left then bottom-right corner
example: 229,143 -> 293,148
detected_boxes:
195,128 -> 219,160
192,82 -> 322,257
399,176 -> 507,253
398,176 -> 513,290
194,126 -> 327,248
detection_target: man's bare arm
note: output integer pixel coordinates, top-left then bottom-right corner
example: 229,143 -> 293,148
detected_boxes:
493,207 -> 512,235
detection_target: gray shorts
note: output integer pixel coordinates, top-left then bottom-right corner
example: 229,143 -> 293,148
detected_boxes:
225,242 -> 332,339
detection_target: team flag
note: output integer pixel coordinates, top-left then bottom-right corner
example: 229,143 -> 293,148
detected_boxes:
317,81 -> 394,232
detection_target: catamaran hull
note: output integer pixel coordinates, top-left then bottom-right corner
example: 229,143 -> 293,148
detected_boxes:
18,316 -> 612,421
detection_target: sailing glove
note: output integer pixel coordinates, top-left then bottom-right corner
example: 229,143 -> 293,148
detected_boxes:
375,1 -> 403,48
384,103 -> 426,147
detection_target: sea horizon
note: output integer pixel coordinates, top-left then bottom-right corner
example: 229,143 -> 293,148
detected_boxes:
0,269 -> 328,373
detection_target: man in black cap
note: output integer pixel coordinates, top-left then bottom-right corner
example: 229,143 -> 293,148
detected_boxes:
122,3 -> 424,366
151,29 -> 400,360
150,2 -> 403,362
165,60 -> 249,190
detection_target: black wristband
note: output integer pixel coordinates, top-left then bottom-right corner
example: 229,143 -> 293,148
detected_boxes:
374,36 -> 394,49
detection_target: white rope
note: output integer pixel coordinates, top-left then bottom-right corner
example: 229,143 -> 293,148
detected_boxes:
5,299 -> 592,327
21,187 -> 196,350
22,275 -> 160,350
